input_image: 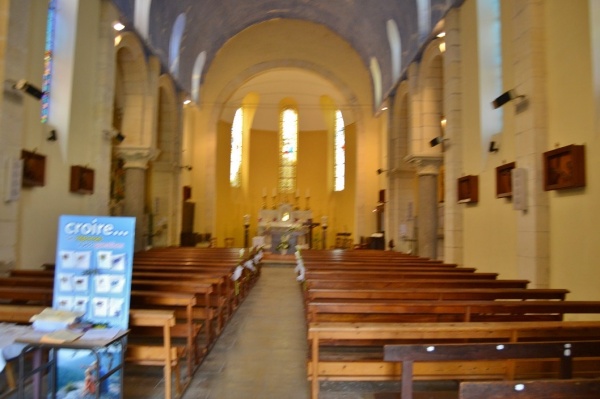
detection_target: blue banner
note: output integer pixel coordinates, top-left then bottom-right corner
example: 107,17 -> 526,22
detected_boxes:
52,215 -> 135,329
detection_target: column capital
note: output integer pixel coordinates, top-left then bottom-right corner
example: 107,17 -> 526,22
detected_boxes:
115,147 -> 160,169
404,154 -> 443,175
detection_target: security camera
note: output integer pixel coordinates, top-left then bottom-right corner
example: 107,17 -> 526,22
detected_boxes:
13,79 -> 43,100
114,131 -> 125,143
491,90 -> 525,109
430,137 -> 448,147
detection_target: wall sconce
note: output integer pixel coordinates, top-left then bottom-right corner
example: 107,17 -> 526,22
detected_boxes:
12,79 -> 43,100
376,168 -> 386,175
430,137 -> 449,147
114,131 -> 125,143
178,165 -> 192,171
47,129 -> 57,142
491,90 -> 526,109
489,141 -> 499,153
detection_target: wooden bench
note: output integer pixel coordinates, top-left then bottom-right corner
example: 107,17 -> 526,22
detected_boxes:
304,270 -> 499,280
306,288 -> 570,302
459,378 -> 600,399
306,300 -> 600,323
127,309 -> 182,399
0,275 -> 218,352
304,278 -> 530,290
384,340 -> 600,399
307,321 -> 600,399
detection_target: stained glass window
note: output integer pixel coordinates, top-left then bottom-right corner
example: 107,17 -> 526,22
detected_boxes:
334,110 -> 345,191
279,108 -> 297,192
229,108 -> 243,187
41,0 -> 57,124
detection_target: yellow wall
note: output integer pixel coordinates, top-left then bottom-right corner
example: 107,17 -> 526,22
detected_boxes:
214,121 -> 356,248
458,0 -> 518,279
544,0 -> 599,304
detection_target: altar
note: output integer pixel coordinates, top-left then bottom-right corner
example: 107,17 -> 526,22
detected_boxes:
256,204 -> 312,254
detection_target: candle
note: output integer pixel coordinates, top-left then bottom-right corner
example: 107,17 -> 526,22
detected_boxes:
272,188 -> 277,197
262,188 -> 267,197
296,189 -> 300,198
306,189 -> 310,197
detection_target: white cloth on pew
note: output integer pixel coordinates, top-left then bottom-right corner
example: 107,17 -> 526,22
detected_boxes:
244,260 -> 256,272
231,265 -> 244,281
294,260 -> 305,282
0,324 -> 43,372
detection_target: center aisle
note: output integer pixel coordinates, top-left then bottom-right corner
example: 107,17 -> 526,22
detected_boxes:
182,264 -> 310,399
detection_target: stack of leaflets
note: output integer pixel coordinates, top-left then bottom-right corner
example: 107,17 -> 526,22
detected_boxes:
29,308 -> 85,332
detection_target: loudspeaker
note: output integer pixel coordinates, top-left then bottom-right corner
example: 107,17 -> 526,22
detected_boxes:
491,90 -> 515,109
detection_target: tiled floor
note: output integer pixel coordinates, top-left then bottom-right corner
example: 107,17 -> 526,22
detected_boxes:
180,265 -> 310,399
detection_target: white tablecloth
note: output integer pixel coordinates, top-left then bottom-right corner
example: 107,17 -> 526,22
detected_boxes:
0,323 -> 43,372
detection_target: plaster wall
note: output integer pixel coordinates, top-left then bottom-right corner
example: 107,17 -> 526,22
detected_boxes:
194,19 -> 379,242
213,122 -> 356,248
544,0 -> 599,305
17,0 -> 116,268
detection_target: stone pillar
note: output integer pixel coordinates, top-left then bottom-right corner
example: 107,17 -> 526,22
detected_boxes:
116,147 -> 158,252
513,0 -> 550,288
441,7 -> 464,265
405,155 -> 442,259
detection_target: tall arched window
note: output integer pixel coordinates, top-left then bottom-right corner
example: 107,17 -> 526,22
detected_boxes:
334,110 -> 345,191
279,108 -> 298,192
229,108 -> 243,187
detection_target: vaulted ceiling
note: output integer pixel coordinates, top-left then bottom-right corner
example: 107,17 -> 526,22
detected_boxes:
111,0 -> 461,108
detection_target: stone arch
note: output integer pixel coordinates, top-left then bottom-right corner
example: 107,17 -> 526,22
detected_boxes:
148,74 -> 181,246
156,74 -> 180,164
418,38 -> 445,153
207,59 -> 364,139
114,32 -> 149,147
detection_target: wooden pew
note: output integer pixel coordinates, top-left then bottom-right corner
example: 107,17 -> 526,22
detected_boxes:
0,275 -> 218,351
304,270 -> 499,280
384,340 -> 600,399
10,268 -> 232,326
306,300 -> 600,323
127,309 -> 182,399
305,278 -> 530,290
307,321 -> 600,399
459,379 -> 600,399
306,288 -> 570,302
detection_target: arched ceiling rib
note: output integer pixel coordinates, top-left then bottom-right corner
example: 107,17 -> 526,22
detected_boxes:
111,0 -> 462,101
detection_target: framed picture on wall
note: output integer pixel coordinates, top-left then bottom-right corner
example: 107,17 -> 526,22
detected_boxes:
70,165 -> 95,194
496,162 -> 516,198
543,144 -> 585,191
21,150 -> 46,187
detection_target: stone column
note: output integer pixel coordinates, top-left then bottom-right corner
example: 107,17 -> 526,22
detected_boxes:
116,147 -> 158,252
513,0 -> 550,288
441,6 -> 464,265
405,155 -> 442,259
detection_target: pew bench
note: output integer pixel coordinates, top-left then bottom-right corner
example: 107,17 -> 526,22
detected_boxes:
306,288 -> 570,302
458,378 -> 600,399
306,300 -> 600,323
383,340 -> 600,399
307,321 -> 600,399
